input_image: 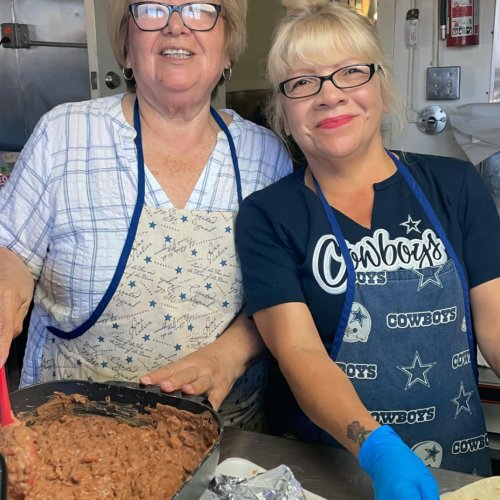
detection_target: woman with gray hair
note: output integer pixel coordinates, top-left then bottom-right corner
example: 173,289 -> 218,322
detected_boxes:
0,0 -> 292,430
237,0 -> 500,497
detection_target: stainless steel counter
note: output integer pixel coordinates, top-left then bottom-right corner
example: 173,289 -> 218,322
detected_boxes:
220,427 -> 483,499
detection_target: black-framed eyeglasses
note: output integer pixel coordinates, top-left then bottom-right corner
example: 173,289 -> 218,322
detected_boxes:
279,64 -> 380,99
129,2 -> 222,32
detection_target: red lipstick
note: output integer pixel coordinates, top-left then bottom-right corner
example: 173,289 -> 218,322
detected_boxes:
317,115 -> 354,129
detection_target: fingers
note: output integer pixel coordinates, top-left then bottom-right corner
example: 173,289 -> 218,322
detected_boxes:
140,357 -> 232,411
205,387 -> 227,411
141,363 -> 207,392
180,380 -> 226,411
0,291 -> 17,367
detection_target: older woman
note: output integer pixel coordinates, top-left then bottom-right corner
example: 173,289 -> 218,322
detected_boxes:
236,0 -> 500,497
0,0 -> 291,430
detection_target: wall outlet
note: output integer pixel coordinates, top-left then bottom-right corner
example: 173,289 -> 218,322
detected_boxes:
426,66 -> 461,100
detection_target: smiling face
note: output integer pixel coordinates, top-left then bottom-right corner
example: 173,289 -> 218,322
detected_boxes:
126,1 -> 229,109
281,55 -> 387,168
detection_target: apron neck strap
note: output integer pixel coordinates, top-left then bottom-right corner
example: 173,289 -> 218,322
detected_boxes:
210,106 -> 243,206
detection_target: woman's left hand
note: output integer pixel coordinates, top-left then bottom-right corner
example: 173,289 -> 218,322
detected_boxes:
140,343 -> 237,410
140,310 -> 266,410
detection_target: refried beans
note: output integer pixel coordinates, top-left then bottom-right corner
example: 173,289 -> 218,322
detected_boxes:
0,393 -> 219,499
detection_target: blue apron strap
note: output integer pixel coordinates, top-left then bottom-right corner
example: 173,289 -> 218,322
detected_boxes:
210,106 -> 243,206
387,150 -> 478,381
48,98 -> 146,340
312,175 -> 356,359
49,103 -> 241,340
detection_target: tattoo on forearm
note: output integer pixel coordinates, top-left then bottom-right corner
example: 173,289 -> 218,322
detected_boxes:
347,421 -> 373,447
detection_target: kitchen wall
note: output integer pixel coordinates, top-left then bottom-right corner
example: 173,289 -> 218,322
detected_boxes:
231,0 -> 497,162
377,0 -> 496,160
227,0 -> 285,92
2,0 -> 497,161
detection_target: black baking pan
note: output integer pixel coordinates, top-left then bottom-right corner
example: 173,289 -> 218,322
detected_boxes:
2,380 -> 222,499
0,454 -> 6,500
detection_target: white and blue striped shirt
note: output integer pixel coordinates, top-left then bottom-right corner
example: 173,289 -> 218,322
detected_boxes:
0,94 -> 292,385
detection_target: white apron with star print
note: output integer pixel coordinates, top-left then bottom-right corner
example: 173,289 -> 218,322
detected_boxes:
39,205 -> 265,429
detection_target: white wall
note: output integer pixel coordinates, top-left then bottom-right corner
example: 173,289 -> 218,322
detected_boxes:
377,0 -> 496,160
233,0 -> 496,161
227,0 -> 285,92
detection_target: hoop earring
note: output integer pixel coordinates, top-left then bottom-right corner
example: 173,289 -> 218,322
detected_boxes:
122,67 -> 134,81
222,67 -> 232,81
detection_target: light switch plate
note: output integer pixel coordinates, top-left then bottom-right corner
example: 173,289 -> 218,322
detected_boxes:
426,66 -> 461,100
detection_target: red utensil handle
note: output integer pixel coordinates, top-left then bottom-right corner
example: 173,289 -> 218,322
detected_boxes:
0,366 -> 15,426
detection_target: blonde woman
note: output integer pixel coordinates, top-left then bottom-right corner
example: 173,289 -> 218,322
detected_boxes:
237,0 -> 500,497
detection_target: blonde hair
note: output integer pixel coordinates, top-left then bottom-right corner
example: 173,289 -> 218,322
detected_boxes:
267,0 -> 402,143
108,0 -> 247,91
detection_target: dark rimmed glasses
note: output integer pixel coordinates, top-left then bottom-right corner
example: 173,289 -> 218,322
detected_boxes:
279,63 -> 380,99
129,2 -> 222,32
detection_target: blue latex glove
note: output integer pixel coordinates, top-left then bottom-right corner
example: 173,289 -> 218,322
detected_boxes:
359,425 -> 439,500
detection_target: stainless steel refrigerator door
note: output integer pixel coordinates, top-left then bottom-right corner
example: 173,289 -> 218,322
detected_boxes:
0,0 -> 90,151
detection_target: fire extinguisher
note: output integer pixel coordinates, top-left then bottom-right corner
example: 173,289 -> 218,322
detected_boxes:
447,0 -> 479,47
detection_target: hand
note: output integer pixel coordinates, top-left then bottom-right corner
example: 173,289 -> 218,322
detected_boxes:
0,248 -> 34,367
359,425 -> 439,500
140,343 -> 240,410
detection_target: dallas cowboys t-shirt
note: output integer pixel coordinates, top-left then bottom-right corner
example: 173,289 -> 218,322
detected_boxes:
236,152 -> 500,437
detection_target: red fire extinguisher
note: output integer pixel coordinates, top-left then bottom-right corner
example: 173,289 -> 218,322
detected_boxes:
447,0 -> 479,47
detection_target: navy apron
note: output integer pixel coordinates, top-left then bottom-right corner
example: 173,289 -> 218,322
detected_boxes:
293,151 -> 491,476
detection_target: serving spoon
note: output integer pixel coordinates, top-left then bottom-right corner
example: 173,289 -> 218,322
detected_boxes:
0,366 -> 13,500
0,365 -> 15,427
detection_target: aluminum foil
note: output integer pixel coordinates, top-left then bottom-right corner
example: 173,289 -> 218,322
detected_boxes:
201,464 -> 307,499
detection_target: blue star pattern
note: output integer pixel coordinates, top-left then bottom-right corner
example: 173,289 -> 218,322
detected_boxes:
400,215 -> 422,234
424,444 -> 441,464
397,351 -> 436,390
413,264 -> 445,291
44,206 -> 246,394
350,306 -> 368,326
451,381 -> 473,418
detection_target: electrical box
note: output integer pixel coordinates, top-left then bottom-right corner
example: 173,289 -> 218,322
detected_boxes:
426,66 -> 461,100
0,23 -> 29,49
